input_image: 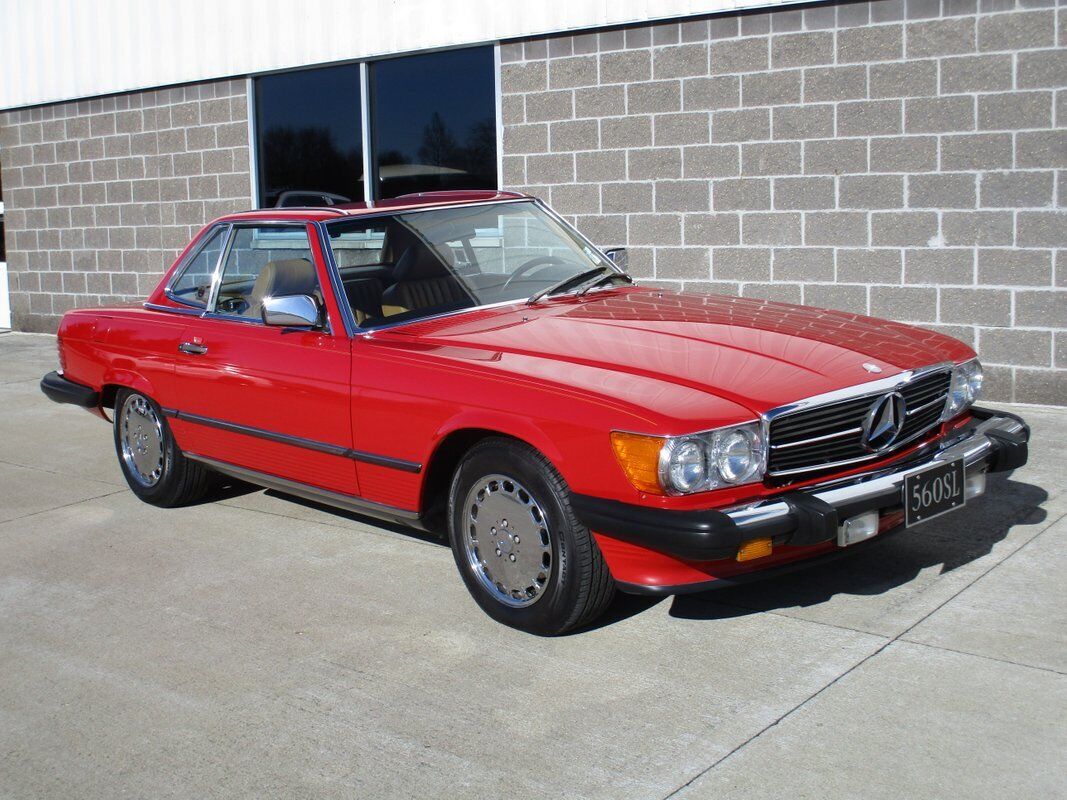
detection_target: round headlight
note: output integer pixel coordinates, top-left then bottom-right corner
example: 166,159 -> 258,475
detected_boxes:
943,358 -> 983,420
963,359 -> 983,404
713,427 -> 762,484
665,439 -> 708,493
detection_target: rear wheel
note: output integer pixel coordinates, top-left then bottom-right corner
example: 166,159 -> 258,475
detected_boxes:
113,388 -> 212,507
448,438 -> 614,635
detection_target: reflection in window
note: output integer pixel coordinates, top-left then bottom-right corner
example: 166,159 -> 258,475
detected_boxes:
255,64 -> 363,208
371,47 -> 497,199
169,227 -> 226,308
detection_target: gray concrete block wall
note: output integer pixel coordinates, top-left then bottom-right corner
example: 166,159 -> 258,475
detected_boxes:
501,0 -> 1067,406
0,79 -> 251,332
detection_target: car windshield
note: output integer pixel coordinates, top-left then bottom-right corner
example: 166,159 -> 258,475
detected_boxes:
324,200 -> 624,328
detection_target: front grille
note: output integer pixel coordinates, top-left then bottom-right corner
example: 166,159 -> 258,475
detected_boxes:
767,368 -> 952,477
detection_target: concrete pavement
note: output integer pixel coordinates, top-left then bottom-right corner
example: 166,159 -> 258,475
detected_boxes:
0,331 -> 1064,799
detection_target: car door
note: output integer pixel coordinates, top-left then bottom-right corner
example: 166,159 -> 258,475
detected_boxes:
167,222 -> 358,496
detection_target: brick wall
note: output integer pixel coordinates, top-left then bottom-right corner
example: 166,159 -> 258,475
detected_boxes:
501,0 -> 1067,405
0,79 -> 251,332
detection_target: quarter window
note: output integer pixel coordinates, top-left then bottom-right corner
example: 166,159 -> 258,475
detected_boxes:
168,227 -> 226,309
213,226 -> 319,321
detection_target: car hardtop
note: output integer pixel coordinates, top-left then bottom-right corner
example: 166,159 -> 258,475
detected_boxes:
211,190 -> 529,226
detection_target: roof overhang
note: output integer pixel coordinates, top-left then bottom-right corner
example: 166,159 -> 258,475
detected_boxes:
2,0 -> 799,111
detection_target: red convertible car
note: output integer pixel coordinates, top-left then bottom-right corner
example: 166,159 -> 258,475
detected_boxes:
41,190 -> 1029,634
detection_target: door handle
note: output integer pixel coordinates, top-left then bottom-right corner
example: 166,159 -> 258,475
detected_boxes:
178,342 -> 208,355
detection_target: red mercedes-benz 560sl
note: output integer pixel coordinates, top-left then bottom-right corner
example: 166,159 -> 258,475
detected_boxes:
41,190 -> 1029,634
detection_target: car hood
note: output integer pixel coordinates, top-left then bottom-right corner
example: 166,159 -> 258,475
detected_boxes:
380,288 -> 973,418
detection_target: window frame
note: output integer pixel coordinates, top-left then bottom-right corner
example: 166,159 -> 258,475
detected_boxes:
163,222 -> 232,311
204,221 -> 325,329
318,197 -> 623,335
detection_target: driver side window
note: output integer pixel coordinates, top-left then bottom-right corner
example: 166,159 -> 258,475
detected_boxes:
213,225 -> 319,321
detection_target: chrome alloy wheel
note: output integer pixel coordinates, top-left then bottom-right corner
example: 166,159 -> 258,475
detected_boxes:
119,394 -> 164,487
462,474 -> 553,607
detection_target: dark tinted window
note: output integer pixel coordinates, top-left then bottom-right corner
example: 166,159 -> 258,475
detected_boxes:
371,47 -> 496,199
255,64 -> 363,208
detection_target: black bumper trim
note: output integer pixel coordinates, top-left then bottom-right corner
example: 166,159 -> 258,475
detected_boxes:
971,406 -> 1029,471
40,371 -> 99,408
570,496 -> 746,561
575,411 -> 1029,562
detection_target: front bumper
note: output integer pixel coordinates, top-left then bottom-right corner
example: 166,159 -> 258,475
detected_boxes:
573,407 -> 1028,583
40,371 -> 99,407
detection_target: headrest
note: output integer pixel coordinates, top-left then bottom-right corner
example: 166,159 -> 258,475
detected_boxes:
392,246 -> 451,283
253,258 -> 317,302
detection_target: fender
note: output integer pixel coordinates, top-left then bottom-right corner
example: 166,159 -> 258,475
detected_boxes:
429,409 -> 571,479
101,367 -> 160,405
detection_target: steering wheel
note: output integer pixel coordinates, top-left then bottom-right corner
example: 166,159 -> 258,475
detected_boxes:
501,255 -> 568,290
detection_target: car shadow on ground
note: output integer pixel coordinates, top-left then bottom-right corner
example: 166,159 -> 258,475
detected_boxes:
667,475 -> 1047,624
192,479 -> 449,545
574,474 -> 1048,633
200,473 -> 1047,634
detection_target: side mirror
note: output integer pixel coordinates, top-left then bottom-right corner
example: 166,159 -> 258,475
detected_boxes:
604,248 -> 628,270
261,294 -> 320,328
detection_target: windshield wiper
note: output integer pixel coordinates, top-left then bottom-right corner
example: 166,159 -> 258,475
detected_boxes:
526,266 -> 610,306
574,269 -> 634,297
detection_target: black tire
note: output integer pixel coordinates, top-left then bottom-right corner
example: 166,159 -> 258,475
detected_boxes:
112,388 -> 213,507
448,437 -> 615,635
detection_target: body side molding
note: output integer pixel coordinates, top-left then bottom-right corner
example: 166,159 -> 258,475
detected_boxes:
163,408 -> 423,473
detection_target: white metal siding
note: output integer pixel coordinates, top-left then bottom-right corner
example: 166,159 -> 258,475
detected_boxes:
1,0 -> 794,110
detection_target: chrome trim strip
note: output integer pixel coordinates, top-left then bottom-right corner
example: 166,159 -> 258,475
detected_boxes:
205,223 -> 236,314
769,426 -> 863,451
185,453 -> 422,523
769,449 -> 885,478
359,62 -> 374,204
358,295 -> 528,336
763,362 -> 953,423
726,414 -> 1017,532
164,409 -> 422,473
321,196 -> 531,227
143,302 -> 204,317
315,221 -> 358,337
906,393 -> 949,417
163,221 -> 231,311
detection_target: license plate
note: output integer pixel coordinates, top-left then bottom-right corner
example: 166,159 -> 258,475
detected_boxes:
904,458 -> 965,527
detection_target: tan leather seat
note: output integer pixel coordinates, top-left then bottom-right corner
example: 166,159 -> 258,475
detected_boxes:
380,247 -> 470,316
344,277 -> 385,324
249,258 -> 320,319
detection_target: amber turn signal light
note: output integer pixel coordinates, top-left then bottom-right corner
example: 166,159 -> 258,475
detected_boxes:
736,537 -> 773,562
610,431 -> 665,494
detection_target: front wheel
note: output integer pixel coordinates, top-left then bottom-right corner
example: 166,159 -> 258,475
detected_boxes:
113,388 -> 212,507
448,438 -> 615,635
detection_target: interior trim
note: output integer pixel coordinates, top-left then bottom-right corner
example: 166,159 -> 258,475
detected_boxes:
162,408 -> 423,473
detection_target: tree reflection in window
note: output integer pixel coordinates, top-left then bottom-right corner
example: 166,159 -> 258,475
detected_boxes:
372,47 -> 497,198
255,64 -> 363,207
